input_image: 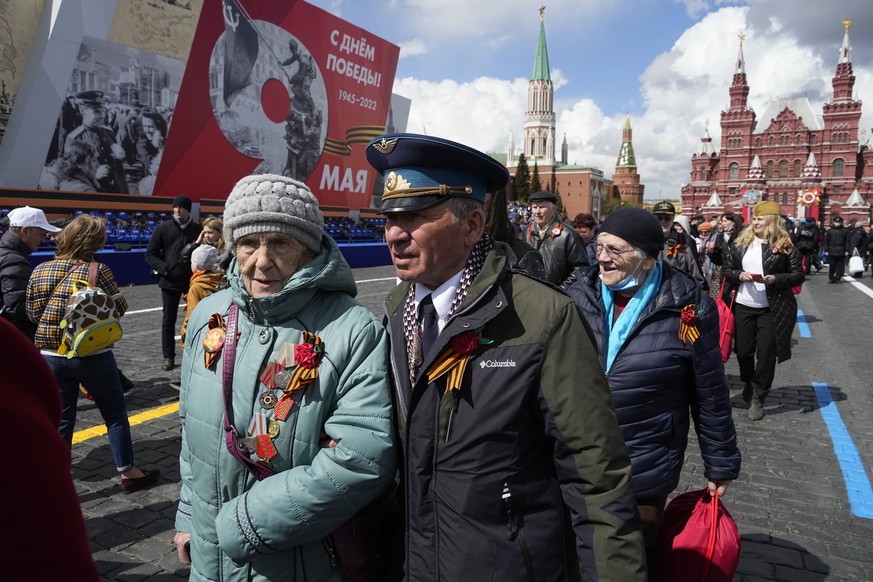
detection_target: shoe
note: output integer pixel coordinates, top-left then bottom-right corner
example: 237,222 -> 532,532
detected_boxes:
119,371 -> 135,393
742,382 -> 754,403
120,468 -> 161,494
748,397 -> 764,421
162,357 -> 175,371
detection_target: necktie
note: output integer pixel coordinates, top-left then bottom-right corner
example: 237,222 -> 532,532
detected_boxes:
419,295 -> 439,360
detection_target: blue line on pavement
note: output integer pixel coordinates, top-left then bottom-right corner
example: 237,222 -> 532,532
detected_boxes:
811,382 -> 873,519
796,309 -> 811,338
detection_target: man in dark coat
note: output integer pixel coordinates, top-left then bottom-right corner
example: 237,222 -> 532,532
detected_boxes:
793,216 -> 820,274
651,201 -> 707,290
519,190 -> 588,288
145,195 -> 202,370
823,215 -> 850,283
368,133 -> 646,582
0,206 -> 60,339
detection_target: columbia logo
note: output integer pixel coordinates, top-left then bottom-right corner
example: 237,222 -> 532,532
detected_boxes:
479,359 -> 517,369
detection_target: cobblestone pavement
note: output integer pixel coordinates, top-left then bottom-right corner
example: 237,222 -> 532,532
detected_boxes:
69,265 -> 873,581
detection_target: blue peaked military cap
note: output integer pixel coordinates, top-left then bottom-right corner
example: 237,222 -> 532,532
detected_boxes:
366,133 -> 510,213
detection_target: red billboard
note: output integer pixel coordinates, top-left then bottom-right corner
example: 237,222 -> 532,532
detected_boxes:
155,0 -> 399,210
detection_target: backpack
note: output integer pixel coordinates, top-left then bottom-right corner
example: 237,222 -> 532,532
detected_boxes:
58,262 -> 123,358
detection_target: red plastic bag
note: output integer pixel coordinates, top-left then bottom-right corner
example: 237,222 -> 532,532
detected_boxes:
716,279 -> 735,363
654,490 -> 741,582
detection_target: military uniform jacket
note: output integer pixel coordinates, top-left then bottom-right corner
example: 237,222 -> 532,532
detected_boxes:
384,244 -> 646,582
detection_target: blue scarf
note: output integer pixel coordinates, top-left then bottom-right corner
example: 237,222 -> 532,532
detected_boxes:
601,260 -> 663,373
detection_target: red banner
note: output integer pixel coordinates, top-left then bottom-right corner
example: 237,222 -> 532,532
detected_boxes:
156,0 -> 399,210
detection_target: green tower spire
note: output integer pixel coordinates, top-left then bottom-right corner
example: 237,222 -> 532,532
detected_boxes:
532,7 -> 551,81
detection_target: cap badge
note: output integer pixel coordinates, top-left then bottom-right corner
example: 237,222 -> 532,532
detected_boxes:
385,171 -> 411,192
373,137 -> 398,155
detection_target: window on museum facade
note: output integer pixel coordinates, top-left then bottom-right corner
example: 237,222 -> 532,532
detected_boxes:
769,136 -> 775,146
779,161 -> 788,178
810,134 -> 817,145
782,192 -> 788,204
766,161 -> 774,178
729,162 -> 739,180
794,160 -> 802,178
728,187 -> 736,197
755,137 -> 762,147
833,159 -> 844,177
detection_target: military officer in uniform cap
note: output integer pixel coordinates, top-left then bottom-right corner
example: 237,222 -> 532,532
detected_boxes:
651,200 -> 706,289
368,133 -> 646,582
519,189 -> 588,288
64,90 -> 128,193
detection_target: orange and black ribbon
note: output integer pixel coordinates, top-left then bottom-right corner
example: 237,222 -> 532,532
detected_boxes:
203,313 -> 227,370
679,304 -> 701,345
273,332 -> 324,422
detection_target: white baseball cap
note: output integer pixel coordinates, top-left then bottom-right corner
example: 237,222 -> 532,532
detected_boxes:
7,206 -> 62,233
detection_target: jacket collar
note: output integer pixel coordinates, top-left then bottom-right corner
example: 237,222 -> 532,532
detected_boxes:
0,230 -> 32,257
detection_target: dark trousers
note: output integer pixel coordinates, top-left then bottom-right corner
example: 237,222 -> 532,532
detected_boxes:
829,254 -> 846,282
734,303 -> 776,402
639,496 -> 668,578
160,288 -> 183,359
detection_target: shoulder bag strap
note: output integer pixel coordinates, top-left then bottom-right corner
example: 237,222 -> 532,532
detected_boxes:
87,261 -> 98,287
222,303 -> 275,481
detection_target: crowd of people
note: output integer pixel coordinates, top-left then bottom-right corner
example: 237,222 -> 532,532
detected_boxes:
41,90 -> 172,196
4,130 -> 867,580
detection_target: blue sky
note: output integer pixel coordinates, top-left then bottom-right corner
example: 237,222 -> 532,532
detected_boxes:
307,0 -> 873,200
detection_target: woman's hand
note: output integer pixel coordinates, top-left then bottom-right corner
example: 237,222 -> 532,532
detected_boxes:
739,271 -> 755,282
174,531 -> 191,565
762,274 -> 776,285
707,480 -> 730,497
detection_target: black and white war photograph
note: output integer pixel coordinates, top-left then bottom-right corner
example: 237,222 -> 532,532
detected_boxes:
209,11 -> 328,182
40,37 -> 185,195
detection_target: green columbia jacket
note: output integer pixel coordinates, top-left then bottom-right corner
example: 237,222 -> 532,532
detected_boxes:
385,242 -> 646,582
176,236 -> 396,582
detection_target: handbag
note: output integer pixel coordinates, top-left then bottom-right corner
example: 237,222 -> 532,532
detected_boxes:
220,304 -> 394,581
849,248 -> 864,274
715,278 -> 735,363
654,489 -> 741,582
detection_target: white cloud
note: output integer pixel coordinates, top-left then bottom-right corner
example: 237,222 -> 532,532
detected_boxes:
398,38 -> 428,59
388,2 -> 873,201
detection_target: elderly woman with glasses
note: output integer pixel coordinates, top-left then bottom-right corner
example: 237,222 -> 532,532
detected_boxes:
567,207 -> 741,577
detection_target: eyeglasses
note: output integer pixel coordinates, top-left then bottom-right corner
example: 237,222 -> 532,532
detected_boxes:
595,243 -> 635,260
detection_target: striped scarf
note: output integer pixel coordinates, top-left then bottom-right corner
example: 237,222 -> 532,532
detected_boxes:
403,233 -> 493,380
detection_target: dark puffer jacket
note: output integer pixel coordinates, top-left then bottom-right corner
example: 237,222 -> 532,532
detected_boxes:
722,240 -> 804,363
567,264 -> 741,502
0,230 -> 36,339
823,225 -> 850,256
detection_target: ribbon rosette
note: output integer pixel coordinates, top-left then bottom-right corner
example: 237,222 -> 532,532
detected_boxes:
274,332 -> 324,421
426,328 -> 492,392
678,304 -> 702,345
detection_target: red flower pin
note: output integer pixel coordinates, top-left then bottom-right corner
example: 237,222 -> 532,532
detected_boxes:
294,342 -> 320,369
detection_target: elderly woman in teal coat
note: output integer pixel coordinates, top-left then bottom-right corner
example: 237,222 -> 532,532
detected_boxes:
174,175 -> 396,581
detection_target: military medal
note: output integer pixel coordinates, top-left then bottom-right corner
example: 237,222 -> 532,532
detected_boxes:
274,368 -> 293,392
259,390 -> 277,409
203,313 -> 228,369
256,434 -> 278,461
267,419 -> 280,439
259,361 -> 282,389
273,395 -> 294,422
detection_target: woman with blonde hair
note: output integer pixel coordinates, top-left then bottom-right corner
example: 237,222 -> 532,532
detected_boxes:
26,214 -> 161,492
722,201 -> 804,420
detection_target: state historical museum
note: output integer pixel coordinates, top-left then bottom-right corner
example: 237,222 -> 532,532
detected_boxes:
681,21 -> 873,225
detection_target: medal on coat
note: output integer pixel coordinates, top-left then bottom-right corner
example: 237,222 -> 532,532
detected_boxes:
203,313 -> 227,370
259,390 -> 277,409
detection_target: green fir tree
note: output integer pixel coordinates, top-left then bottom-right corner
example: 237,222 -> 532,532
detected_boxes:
514,153 -> 531,203
531,161 -> 542,193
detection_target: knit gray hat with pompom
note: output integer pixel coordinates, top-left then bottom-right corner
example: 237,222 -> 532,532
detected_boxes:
223,174 -> 324,254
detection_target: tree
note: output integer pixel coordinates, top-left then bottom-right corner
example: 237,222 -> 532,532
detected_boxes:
554,184 -> 565,219
514,153 -> 531,203
531,161 -> 542,193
